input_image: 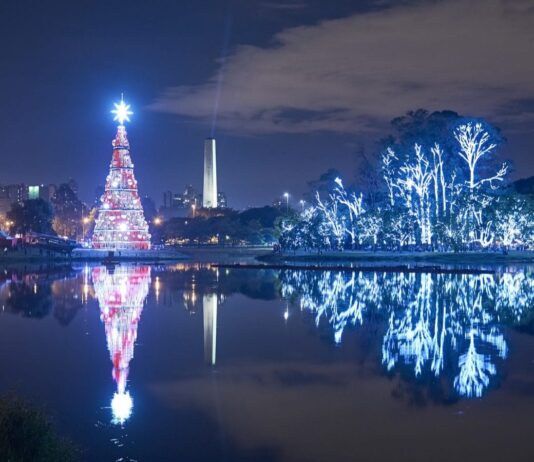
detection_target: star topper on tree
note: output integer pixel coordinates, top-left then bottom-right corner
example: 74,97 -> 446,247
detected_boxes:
111,93 -> 133,125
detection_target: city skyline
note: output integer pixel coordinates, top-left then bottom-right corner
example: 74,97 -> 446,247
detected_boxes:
1,0 -> 533,209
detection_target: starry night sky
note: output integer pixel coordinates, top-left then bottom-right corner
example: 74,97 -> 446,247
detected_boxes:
1,0 -> 533,208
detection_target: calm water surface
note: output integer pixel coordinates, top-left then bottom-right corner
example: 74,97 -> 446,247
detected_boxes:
0,263 -> 533,462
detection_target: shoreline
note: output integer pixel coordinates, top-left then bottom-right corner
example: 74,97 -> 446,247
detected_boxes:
213,262 -> 496,274
1,247 -> 532,268
258,250 -> 534,266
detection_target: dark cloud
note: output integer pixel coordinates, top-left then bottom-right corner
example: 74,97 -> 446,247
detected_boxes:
149,0 -> 534,137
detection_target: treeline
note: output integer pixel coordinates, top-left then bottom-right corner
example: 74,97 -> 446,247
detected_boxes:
7,183 -> 89,238
279,110 -> 534,252
162,206 -> 285,246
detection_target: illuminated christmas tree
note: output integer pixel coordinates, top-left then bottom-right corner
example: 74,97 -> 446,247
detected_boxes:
92,265 -> 152,424
92,96 -> 151,250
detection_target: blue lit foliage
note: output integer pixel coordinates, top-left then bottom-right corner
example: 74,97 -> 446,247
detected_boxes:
281,269 -> 534,398
279,117 -> 533,251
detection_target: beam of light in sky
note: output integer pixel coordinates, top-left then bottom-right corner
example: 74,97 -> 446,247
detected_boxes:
210,14 -> 233,138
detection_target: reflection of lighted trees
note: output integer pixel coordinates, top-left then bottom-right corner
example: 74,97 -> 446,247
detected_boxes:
454,328 -> 497,398
92,265 -> 151,424
283,271 -> 382,344
281,269 -> 533,398
383,273 -> 434,377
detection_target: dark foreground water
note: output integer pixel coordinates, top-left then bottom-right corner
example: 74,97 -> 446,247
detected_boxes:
1,263 -> 534,462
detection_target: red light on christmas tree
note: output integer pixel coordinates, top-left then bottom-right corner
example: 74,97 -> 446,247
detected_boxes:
92,96 -> 151,250
92,265 -> 152,424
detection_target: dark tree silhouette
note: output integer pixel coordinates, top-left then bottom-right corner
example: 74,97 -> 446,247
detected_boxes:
7,199 -> 55,235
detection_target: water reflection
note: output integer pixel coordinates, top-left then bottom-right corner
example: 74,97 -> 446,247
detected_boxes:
1,263 -> 532,407
91,265 -> 151,424
203,294 -> 218,365
281,269 -> 534,398
0,267 -> 82,321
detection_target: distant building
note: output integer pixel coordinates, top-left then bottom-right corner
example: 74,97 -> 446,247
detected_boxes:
217,192 -> 227,209
159,185 -> 202,219
203,138 -> 217,208
39,184 -> 56,201
177,185 -> 200,209
163,190 -> 173,209
0,184 -> 27,204
26,184 -> 56,201
28,185 -> 40,200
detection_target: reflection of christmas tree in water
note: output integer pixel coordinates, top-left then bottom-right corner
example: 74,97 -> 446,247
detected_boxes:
92,97 -> 151,250
92,265 -> 151,424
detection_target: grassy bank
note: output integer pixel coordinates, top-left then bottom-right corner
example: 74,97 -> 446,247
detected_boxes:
176,246 -> 273,263
0,394 -> 80,461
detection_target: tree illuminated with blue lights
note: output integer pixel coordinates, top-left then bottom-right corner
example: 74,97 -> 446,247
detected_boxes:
279,115 -> 533,252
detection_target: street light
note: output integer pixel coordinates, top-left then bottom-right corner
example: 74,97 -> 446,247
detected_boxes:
82,217 -> 90,242
191,203 -> 196,218
283,192 -> 289,212
153,217 -> 162,226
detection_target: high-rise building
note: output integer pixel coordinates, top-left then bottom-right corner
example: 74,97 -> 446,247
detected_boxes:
202,138 -> 217,208
0,184 -> 27,204
28,184 -> 57,201
40,184 -> 57,202
28,185 -> 40,200
163,190 -> 173,209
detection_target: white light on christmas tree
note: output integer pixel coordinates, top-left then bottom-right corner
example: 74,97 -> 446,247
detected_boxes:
111,95 -> 133,125
93,94 -> 151,250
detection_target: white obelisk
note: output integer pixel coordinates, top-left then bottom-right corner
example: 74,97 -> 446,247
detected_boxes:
202,138 -> 217,208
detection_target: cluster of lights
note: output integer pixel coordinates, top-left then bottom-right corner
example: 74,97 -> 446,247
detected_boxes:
1,220 -> 14,231
279,118 -> 531,252
281,269 -> 533,398
92,265 -> 151,424
92,97 -> 151,250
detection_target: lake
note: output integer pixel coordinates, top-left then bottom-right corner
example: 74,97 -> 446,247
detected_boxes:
1,263 -> 533,461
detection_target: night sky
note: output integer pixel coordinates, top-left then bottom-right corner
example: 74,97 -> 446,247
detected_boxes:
1,0 -> 533,209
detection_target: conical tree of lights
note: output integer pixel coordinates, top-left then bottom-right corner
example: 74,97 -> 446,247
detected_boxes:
92,265 -> 151,424
92,97 -> 151,250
